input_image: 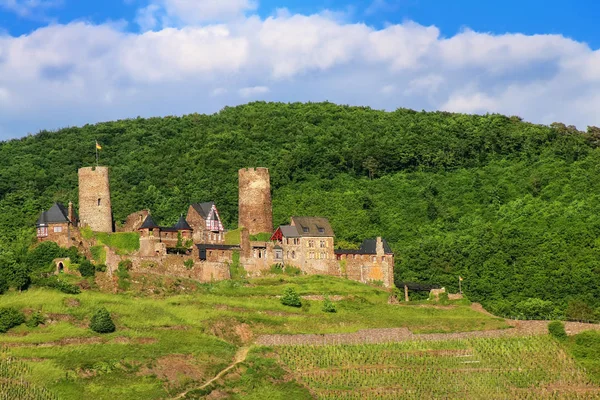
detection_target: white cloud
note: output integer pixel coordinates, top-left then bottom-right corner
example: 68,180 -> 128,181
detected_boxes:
1,13 -> 600,139
239,86 -> 269,97
0,0 -> 61,18
137,0 -> 257,29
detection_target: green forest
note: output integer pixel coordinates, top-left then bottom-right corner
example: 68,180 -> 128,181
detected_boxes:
1,101 -> 600,320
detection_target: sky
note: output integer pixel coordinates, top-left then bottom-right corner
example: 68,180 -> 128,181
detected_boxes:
0,0 -> 599,140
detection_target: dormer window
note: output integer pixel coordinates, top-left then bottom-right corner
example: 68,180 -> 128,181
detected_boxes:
302,226 -> 309,233
317,226 -> 325,234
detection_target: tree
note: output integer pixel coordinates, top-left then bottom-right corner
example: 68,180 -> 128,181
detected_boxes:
90,307 -> 116,333
281,287 -> 302,308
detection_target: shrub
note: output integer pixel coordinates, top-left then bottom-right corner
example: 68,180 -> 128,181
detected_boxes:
78,260 -> 96,278
515,298 -> 554,319
95,264 -> 107,272
322,296 -> 337,313
35,276 -> 81,294
566,300 -> 597,323
0,308 -> 25,333
281,287 -> 301,308
285,266 -> 302,276
548,321 -> 567,340
116,260 -> 131,291
183,259 -> 194,270
26,311 -> 45,328
90,307 -> 116,333
438,292 -> 449,305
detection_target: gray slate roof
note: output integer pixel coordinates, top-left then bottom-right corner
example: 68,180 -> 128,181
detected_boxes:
290,216 -> 335,237
359,238 -> 393,254
335,238 -> 394,255
191,202 -> 215,219
173,215 -> 192,231
279,225 -> 301,238
139,215 -> 159,229
36,203 -> 70,226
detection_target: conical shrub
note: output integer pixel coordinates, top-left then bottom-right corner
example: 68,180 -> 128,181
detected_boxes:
90,307 -> 115,333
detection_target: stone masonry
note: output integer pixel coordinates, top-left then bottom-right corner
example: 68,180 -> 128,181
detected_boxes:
238,168 -> 273,235
78,166 -> 113,232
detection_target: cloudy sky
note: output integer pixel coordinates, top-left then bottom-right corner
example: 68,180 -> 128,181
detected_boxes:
0,0 -> 599,140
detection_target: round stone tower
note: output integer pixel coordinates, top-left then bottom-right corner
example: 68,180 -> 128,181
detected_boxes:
238,167 -> 273,235
78,166 -> 113,233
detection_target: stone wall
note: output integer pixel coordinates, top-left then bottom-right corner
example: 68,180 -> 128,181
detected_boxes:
119,210 -> 149,232
39,222 -> 72,248
238,167 -> 273,235
78,166 -> 113,233
130,254 -> 230,282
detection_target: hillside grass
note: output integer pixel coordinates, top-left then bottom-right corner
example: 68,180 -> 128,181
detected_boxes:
0,275 -> 509,399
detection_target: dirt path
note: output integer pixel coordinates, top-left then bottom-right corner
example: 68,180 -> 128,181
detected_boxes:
171,346 -> 249,399
255,305 -> 600,347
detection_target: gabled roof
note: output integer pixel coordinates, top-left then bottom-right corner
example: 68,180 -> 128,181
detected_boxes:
36,203 -> 70,226
359,238 -> 393,254
139,215 -> 159,229
190,202 -> 215,219
290,217 -> 335,237
335,238 -> 394,255
173,215 -> 192,231
279,225 -> 301,238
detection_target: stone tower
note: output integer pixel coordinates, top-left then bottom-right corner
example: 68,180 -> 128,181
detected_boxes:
238,167 -> 273,235
78,166 -> 113,233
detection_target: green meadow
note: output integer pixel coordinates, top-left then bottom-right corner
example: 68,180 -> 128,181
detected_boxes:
0,275 -> 508,399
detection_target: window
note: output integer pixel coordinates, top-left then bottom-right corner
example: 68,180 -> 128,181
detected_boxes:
294,238 -> 299,245
320,252 -> 325,259
275,249 -> 283,260
309,252 -> 315,259
308,240 -> 315,248
302,226 -> 309,233
320,240 -> 326,248
37,227 -> 48,237
372,256 -> 377,262
287,238 -> 292,245
98,198 -> 101,206
318,227 -> 325,234
292,251 -> 296,259
54,226 -> 63,233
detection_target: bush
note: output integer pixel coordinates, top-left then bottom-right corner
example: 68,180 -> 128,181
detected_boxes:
438,292 -> 449,305
26,311 -> 45,328
183,259 -> 194,270
548,321 -> 567,340
281,287 -> 301,308
0,308 -> 25,333
566,300 -> 597,323
90,307 -> 116,333
35,276 -> 81,294
515,298 -> 554,319
322,296 -> 337,313
116,260 -> 132,291
95,264 -> 107,272
78,260 -> 96,278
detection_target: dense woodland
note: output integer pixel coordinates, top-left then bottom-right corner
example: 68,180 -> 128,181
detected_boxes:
1,102 -> 600,319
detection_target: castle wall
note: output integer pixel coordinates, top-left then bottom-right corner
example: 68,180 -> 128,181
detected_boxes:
238,168 -> 273,235
119,210 -> 149,232
78,166 -> 113,232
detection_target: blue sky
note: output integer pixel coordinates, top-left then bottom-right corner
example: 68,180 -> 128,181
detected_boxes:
0,0 -> 600,139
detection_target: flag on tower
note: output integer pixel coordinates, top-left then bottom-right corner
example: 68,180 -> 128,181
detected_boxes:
459,276 -> 463,281
96,141 -> 102,150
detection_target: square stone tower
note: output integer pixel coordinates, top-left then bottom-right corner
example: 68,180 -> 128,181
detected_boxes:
238,167 -> 273,235
78,166 -> 113,233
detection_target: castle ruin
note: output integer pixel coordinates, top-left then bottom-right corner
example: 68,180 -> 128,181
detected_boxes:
238,167 -> 272,235
36,165 -> 395,288
78,166 -> 113,233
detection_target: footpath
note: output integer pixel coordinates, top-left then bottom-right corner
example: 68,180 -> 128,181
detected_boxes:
255,304 -> 600,346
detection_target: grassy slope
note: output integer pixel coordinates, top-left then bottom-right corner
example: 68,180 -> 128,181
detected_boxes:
0,275 -> 506,399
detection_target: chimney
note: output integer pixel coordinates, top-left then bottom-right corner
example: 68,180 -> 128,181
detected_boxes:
68,201 -> 77,226
376,236 -> 384,256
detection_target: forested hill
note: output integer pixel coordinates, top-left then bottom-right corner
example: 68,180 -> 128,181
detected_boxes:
2,102 -> 600,318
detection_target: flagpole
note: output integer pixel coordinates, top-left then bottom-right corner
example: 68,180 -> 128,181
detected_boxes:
459,277 -> 462,294
95,139 -> 99,166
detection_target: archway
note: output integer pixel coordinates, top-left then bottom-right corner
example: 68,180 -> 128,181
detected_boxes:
58,262 -> 64,273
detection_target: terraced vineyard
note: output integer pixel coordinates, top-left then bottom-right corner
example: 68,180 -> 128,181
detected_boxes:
0,350 -> 58,400
276,336 -> 600,399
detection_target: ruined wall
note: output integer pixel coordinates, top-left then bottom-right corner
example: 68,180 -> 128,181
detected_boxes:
78,166 -> 113,232
119,210 -> 149,232
337,253 -> 395,288
238,168 -> 273,235
130,254 -> 230,282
